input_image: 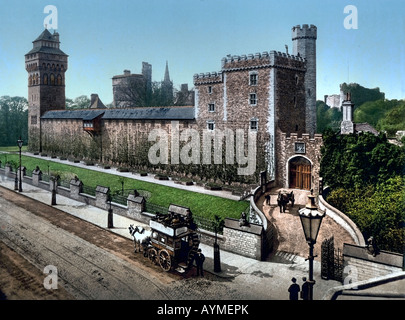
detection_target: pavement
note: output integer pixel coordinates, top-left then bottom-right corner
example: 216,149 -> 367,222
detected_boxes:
0,167 -> 348,300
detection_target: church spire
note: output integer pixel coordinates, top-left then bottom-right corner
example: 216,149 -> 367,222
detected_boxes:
164,60 -> 170,82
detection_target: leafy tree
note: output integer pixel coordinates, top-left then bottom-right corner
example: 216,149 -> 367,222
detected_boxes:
0,96 -> 28,146
316,101 -> 342,133
376,101 -> 405,136
320,130 -> 404,190
327,176 -> 405,253
340,82 -> 385,109
66,95 -> 91,109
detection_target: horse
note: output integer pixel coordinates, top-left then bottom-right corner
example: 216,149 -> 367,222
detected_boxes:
277,191 -> 295,213
128,224 -> 152,256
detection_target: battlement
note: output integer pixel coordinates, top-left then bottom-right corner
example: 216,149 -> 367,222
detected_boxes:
193,71 -> 223,84
292,24 -> 317,40
221,50 -> 305,66
282,131 -> 323,142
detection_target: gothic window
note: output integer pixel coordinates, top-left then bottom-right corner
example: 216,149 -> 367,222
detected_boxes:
249,93 -> 257,106
208,103 -> 215,112
249,72 -> 258,86
57,74 -> 62,86
43,74 -> 48,85
29,75 -> 32,86
50,74 -> 55,85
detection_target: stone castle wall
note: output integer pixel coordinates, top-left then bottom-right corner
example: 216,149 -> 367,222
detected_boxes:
276,131 -> 323,194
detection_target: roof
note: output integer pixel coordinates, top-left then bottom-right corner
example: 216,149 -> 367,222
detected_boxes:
354,123 -> 379,136
41,109 -> 105,120
41,106 -> 195,121
26,46 -> 67,56
33,29 -> 57,42
26,29 -> 67,56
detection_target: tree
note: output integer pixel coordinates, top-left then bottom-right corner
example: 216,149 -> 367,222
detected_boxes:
376,101 -> 405,136
66,95 -> 91,109
316,101 -> 342,134
327,176 -> 404,253
320,130 -> 404,190
0,96 -> 28,146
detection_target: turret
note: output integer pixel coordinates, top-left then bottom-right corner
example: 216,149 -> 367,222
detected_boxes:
292,24 -> 317,136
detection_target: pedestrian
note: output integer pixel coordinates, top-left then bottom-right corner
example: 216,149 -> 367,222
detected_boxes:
265,194 -> 270,205
195,248 -> 205,277
301,277 -> 309,300
288,277 -> 300,300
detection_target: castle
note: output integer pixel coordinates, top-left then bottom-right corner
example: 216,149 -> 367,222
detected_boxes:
25,25 -> 322,193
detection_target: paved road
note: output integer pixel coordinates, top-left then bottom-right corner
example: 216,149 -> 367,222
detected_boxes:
0,178 -> 343,300
0,195 -> 169,300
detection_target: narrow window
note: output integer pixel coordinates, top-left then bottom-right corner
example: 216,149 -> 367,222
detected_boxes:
249,72 -> 258,86
207,121 -> 215,131
208,86 -> 212,94
249,93 -> 257,106
250,119 -> 258,131
208,103 -> 215,112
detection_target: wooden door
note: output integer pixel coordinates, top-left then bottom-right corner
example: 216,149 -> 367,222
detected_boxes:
289,158 -> 311,190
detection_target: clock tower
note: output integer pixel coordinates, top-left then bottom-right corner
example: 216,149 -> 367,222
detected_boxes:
25,28 -> 68,151
341,93 -> 354,134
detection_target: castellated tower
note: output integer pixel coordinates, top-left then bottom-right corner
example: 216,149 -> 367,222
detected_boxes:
292,24 -> 317,136
25,28 -> 68,151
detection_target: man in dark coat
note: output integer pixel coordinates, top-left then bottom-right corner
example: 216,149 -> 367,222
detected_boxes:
301,277 -> 309,300
288,277 -> 300,300
195,249 -> 205,276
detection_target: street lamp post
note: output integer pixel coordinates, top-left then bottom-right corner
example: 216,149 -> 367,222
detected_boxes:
107,191 -> 114,228
17,137 -> 23,192
298,191 -> 325,300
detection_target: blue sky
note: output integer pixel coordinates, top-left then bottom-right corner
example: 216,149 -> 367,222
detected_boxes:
0,0 -> 404,104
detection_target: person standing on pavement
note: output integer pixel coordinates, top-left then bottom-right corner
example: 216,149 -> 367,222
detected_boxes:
288,277 -> 300,300
301,277 -> 309,300
195,248 -> 205,277
265,194 -> 271,205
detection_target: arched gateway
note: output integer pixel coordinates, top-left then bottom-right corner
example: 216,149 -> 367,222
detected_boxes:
289,156 -> 311,190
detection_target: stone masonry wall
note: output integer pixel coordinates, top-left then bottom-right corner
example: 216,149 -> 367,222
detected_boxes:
343,244 -> 403,282
276,131 -> 323,194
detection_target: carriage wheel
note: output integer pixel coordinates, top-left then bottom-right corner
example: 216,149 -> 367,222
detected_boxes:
148,248 -> 158,265
158,249 -> 172,272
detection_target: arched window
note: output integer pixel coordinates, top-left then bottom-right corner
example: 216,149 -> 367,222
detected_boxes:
50,74 -> 55,85
43,74 -> 48,85
29,75 -> 32,86
57,74 -> 62,86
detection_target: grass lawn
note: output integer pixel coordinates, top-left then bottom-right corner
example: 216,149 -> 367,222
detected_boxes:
0,146 -> 28,152
1,153 -> 249,220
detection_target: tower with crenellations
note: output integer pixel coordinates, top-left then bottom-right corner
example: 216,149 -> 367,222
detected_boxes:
292,24 -> 317,136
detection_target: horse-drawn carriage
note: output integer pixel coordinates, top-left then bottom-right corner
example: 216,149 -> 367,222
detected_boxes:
277,190 -> 295,213
129,204 -> 200,273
